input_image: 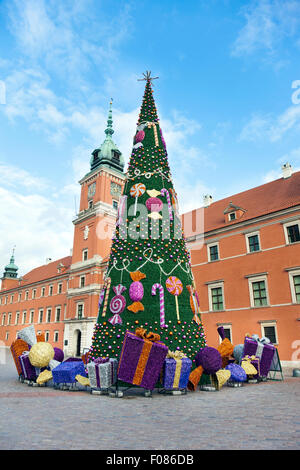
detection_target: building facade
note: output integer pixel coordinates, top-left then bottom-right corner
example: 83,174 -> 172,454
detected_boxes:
1,103 -> 300,365
182,163 -> 300,364
0,102 -> 125,357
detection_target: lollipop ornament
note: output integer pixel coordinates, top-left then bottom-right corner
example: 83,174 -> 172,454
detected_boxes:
130,183 -> 146,216
166,276 -> 183,321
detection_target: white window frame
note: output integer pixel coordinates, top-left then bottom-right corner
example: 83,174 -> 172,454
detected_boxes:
245,231 -> 261,253
46,308 -> 52,323
283,220 -> 300,245
77,303 -> 84,319
82,249 -> 88,261
207,242 -> 220,262
2,314 -> 6,326
54,331 -> 59,342
49,285 -> 53,296
208,281 -> 225,312
288,268 -> 300,304
22,311 -> 27,324
260,322 -> 278,345
32,289 -> 36,299
80,275 -> 86,288
45,331 -> 50,342
55,306 -> 61,322
30,310 -> 34,324
15,311 -> 20,325
7,313 -> 12,325
58,283 -> 62,294
38,309 -> 43,324
5,331 -> 9,341
25,290 -> 29,300
41,287 -> 45,297
18,293 -> 21,302
10,294 -> 14,303
228,211 -> 236,221
112,199 -> 118,211
217,324 -> 232,343
248,274 -> 270,308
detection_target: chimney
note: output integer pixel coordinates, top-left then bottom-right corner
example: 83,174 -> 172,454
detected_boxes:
282,162 -> 293,179
203,194 -> 213,207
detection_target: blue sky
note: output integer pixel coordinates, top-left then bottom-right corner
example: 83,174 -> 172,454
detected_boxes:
1,0 -> 300,274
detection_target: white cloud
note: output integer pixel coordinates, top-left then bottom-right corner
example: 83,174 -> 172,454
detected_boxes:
0,185 -> 73,275
231,0 -> 300,60
0,161 -> 49,191
239,105 -> 300,142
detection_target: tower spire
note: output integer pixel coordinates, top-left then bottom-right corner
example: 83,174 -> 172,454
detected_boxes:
104,98 -> 114,139
3,246 -> 18,279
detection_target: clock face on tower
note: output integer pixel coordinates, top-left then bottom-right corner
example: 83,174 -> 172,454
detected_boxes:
110,182 -> 122,197
88,182 -> 96,199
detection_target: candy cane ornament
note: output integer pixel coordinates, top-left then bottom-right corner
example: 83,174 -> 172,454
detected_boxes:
161,188 -> 173,220
116,195 -> 127,226
101,277 -> 111,318
147,122 -> 159,146
151,283 -> 167,328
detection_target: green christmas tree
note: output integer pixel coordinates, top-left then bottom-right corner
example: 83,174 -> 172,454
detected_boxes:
89,72 -> 206,368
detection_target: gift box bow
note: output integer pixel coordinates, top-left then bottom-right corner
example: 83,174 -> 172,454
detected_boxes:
167,350 -> 186,360
245,333 -> 271,345
135,327 -> 160,343
242,355 -> 260,375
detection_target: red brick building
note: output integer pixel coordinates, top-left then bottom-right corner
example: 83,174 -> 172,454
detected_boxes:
182,163 -> 300,364
0,102 -> 125,356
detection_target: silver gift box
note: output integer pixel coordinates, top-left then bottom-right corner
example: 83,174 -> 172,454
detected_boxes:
87,358 -> 118,389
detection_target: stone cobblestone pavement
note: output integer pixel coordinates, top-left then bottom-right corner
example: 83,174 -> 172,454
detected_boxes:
0,348 -> 299,450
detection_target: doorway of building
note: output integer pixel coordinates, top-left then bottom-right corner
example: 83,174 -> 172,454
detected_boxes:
74,329 -> 81,357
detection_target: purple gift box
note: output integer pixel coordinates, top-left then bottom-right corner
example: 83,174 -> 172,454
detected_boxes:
162,356 -> 192,390
52,360 -> 86,384
243,336 -> 275,377
19,352 -> 39,381
117,330 -> 168,390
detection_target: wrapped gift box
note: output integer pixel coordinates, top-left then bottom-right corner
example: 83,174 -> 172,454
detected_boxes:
241,355 -> 260,379
52,360 -> 86,384
19,351 -> 39,381
162,352 -> 192,390
117,329 -> 168,391
243,336 -> 276,377
87,358 -> 118,389
10,339 -> 30,376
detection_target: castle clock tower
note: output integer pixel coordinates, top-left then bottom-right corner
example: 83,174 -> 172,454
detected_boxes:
64,101 -> 126,356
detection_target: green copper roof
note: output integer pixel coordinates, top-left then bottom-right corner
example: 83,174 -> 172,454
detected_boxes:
3,249 -> 18,278
90,100 -> 124,173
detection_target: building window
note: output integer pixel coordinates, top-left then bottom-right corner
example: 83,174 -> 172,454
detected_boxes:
54,331 -> 59,342
5,332 -> 9,341
38,310 -> 43,323
8,313 -> 12,325
208,282 -> 225,312
112,200 -> 118,211
283,221 -> 300,244
30,311 -> 34,323
58,283 -> 62,294
246,232 -> 260,253
82,249 -> 88,261
45,331 -> 50,342
88,200 -> 93,209
80,276 -> 85,288
207,243 -> 219,262
55,307 -> 61,322
47,309 -> 51,323
10,295 -> 14,303
229,212 -> 236,221
288,269 -> 300,304
49,285 -> 53,296
261,323 -> 277,344
15,312 -> 20,325
25,291 -> 29,300
18,293 -> 21,302
22,311 -> 27,324
248,275 -> 269,307
32,289 -> 36,299
41,287 -> 45,297
2,314 -> 6,326
77,303 -> 84,319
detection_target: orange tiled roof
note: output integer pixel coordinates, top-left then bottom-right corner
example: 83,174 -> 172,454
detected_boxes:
182,171 -> 300,236
18,255 -> 72,287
